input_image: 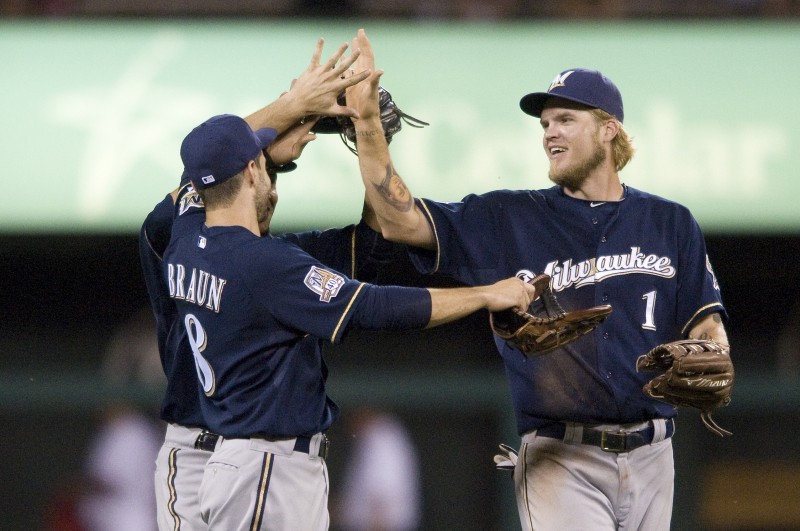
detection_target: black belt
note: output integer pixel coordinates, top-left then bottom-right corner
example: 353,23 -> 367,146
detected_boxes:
294,434 -> 329,460
194,430 -> 221,452
196,431 -> 329,460
536,419 -> 675,453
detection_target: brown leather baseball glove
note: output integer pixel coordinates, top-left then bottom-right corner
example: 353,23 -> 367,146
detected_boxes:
312,86 -> 428,155
489,274 -> 613,356
636,339 -> 734,436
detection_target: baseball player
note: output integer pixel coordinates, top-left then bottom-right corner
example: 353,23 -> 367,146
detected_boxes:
139,37 -> 375,530
164,113 -> 534,531
347,29 -> 731,530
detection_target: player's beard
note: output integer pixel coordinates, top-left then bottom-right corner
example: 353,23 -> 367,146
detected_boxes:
255,174 -> 275,236
548,137 -> 606,192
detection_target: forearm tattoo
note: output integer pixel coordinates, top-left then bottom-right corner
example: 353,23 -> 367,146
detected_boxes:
694,313 -> 725,342
371,163 -> 414,212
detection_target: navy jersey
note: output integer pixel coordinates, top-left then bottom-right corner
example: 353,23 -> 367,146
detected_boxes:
410,185 -> 726,433
140,192 -> 206,427
140,183 -> 395,431
163,185 -> 429,439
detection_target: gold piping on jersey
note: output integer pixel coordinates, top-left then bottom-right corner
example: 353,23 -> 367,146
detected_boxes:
520,442 -> 534,531
418,199 -> 441,273
681,302 -> 725,336
166,448 -> 180,531
331,283 -> 365,342
250,452 -> 274,530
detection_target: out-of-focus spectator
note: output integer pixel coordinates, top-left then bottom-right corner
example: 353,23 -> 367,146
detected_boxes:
75,308 -> 165,531
333,408 -> 421,531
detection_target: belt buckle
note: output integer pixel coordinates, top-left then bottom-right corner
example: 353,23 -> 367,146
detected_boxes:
195,431 -> 219,451
599,430 -> 627,453
319,434 -> 329,460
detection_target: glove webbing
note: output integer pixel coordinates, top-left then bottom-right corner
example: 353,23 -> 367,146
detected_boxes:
521,278 -> 567,321
395,109 -> 429,129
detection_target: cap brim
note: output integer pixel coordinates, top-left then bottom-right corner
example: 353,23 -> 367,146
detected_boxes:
273,162 -> 297,173
521,92 -> 602,118
255,127 -> 279,149
519,92 -> 550,117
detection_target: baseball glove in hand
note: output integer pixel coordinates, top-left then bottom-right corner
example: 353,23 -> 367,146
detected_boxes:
636,339 -> 734,437
489,274 -> 613,356
312,86 -> 429,154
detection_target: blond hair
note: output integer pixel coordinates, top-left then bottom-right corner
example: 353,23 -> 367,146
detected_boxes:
591,108 -> 635,171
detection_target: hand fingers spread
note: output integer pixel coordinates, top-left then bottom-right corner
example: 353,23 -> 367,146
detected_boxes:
308,38 -> 324,70
333,47 -> 361,77
324,42 -> 350,71
337,69 -> 371,92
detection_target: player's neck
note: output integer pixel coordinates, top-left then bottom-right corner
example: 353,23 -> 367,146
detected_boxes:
562,172 -> 623,202
205,198 -> 260,236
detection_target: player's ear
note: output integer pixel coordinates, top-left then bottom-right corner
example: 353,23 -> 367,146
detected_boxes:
602,118 -> 620,141
242,160 -> 259,188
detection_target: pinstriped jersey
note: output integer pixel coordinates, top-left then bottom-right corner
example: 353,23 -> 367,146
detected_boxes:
409,185 -> 726,434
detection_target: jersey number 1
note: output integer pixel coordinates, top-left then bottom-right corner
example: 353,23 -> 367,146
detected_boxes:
642,291 -> 657,331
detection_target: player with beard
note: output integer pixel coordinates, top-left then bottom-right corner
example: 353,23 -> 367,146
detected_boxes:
347,29 -> 729,531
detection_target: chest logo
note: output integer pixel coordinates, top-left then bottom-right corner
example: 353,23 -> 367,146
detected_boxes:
304,266 -> 345,302
543,246 -> 676,291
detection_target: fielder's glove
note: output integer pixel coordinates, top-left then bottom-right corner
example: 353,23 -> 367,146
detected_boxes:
312,86 -> 429,155
493,443 -> 518,473
636,339 -> 734,437
489,274 -> 613,356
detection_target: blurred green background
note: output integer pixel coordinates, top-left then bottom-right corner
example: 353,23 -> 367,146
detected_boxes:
1,10 -> 799,531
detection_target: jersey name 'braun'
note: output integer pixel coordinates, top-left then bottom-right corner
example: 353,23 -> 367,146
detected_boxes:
166,262 -> 227,313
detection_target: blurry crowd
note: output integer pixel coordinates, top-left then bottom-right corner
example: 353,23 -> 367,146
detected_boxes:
2,0 -> 799,18
43,307 -> 422,531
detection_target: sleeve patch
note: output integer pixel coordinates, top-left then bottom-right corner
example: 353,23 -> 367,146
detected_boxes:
304,266 -> 346,302
706,254 -> 720,291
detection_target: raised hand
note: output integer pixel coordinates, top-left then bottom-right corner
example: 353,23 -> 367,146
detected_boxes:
286,38 -> 371,119
345,29 -> 383,121
267,118 -> 318,166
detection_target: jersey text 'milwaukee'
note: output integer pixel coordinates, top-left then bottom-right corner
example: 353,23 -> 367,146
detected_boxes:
544,246 -> 676,291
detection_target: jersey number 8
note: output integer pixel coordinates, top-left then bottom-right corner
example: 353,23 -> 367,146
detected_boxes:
185,314 -> 216,397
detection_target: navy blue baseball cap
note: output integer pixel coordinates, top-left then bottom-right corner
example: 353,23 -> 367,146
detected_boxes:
520,68 -> 624,122
181,114 -> 278,189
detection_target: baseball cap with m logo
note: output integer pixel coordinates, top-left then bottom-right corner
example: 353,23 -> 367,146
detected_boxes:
519,68 -> 624,122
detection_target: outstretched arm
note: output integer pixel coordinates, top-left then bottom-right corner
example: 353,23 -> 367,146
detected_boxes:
350,275 -> 536,334
346,29 -> 436,250
426,277 -> 536,328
